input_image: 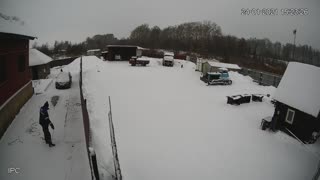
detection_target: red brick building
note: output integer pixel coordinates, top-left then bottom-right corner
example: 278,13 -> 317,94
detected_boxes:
0,17 -> 36,138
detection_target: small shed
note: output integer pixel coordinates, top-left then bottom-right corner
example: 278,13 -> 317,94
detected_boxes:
29,49 -> 52,79
107,45 -> 143,61
271,62 -> 320,143
201,61 -> 241,74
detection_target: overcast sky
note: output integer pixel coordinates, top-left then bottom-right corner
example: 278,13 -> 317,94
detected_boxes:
1,0 -> 319,49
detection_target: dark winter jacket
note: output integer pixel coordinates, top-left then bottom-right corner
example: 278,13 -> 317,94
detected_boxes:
39,104 -> 52,127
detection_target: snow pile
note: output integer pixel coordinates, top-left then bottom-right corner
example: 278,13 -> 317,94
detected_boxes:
29,49 -> 53,66
274,62 -> 320,117
81,56 -> 319,180
32,79 -> 53,94
48,66 -> 64,79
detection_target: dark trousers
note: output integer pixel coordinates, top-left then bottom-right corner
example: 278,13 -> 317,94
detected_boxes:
41,125 -> 52,144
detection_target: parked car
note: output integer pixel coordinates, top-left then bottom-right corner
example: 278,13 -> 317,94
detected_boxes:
55,72 -> 72,89
129,56 -> 150,66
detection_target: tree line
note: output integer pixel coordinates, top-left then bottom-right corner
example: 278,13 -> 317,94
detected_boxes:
33,21 -> 320,71
128,22 -> 319,67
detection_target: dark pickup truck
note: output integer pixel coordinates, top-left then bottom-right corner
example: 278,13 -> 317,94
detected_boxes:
129,56 -> 150,66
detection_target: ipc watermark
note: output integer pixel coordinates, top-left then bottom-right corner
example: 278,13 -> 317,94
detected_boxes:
7,168 -> 20,174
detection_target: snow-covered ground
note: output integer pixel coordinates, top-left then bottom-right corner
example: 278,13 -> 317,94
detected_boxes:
0,65 -> 91,180
32,79 -> 53,94
80,56 -> 320,180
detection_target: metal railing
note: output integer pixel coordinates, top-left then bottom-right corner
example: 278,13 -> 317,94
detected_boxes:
108,96 -> 123,180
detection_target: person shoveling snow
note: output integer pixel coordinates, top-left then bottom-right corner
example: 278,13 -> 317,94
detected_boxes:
39,101 -> 55,147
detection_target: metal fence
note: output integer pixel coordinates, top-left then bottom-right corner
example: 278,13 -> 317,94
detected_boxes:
79,57 -> 100,180
108,96 -> 123,180
50,56 -> 79,68
239,68 -> 282,87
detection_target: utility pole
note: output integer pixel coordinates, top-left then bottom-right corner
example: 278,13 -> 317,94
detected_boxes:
292,29 -> 297,61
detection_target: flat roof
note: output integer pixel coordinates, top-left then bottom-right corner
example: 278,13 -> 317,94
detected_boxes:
87,49 -> 101,52
107,45 -> 144,50
206,61 -> 241,70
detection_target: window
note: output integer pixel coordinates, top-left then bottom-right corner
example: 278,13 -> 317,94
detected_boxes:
285,108 -> 295,124
0,56 -> 6,84
17,54 -> 26,72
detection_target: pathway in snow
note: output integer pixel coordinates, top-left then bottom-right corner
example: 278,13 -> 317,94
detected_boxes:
0,66 -> 91,180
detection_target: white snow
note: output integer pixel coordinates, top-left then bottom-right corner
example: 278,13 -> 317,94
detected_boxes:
0,15 -> 35,38
87,49 -> 101,53
56,72 -> 70,83
164,52 -> 174,56
219,67 -> 228,71
274,62 -> 320,117
0,63 -> 91,180
80,56 -> 320,180
163,55 -> 174,61
32,79 -> 53,94
207,61 -> 241,70
207,72 -> 221,75
107,45 -> 144,50
29,49 -> 53,66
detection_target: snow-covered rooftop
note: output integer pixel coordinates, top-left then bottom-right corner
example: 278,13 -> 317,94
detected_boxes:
0,13 -> 36,39
87,49 -> 101,52
206,61 -> 241,70
219,67 -> 228,71
207,72 -> 221,75
107,45 -> 144,50
164,52 -> 174,56
29,49 -> 52,66
274,62 -> 320,117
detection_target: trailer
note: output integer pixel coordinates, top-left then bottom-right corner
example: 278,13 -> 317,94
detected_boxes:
129,56 -> 150,66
